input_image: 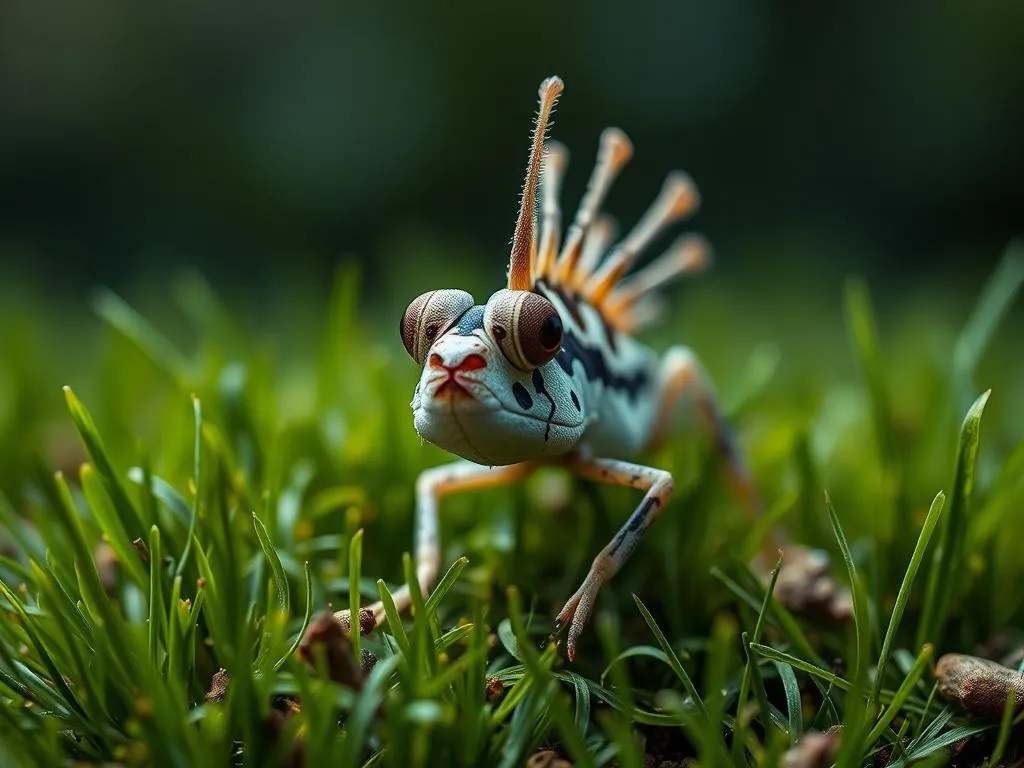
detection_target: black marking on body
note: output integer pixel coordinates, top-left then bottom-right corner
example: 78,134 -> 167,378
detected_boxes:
512,382 -> 533,410
453,305 -> 485,335
596,310 -> 620,353
570,390 -> 581,412
535,280 -> 584,328
536,281 -> 621,354
555,331 -> 649,400
531,369 -> 556,441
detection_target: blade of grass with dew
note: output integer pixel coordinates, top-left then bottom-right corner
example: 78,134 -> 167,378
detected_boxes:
918,391 -> 990,649
873,491 -> 945,705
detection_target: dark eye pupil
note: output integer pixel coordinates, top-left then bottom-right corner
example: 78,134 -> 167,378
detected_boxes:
425,324 -> 438,340
539,314 -> 563,350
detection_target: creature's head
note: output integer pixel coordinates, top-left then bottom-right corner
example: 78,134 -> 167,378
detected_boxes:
400,76 -> 587,465
401,286 -> 587,465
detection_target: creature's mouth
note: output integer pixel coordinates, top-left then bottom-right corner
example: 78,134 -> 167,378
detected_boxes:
434,378 -> 472,400
427,373 -> 481,403
420,375 -> 583,429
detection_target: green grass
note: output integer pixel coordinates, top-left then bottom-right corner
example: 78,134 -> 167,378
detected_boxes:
0,242 -> 1023,766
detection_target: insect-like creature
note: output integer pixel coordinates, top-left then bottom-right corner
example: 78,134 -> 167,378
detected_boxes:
337,76 -> 846,659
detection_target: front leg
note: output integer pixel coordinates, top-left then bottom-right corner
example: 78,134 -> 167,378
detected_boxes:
557,454 -> 674,660
335,460 -> 537,632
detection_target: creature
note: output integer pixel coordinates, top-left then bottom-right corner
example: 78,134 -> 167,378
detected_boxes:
335,76 -> 848,660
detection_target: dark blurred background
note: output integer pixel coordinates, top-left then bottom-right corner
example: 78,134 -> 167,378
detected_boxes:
2,0 -> 1022,310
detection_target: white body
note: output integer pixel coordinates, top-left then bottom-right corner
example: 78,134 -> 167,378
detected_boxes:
411,281 -> 662,466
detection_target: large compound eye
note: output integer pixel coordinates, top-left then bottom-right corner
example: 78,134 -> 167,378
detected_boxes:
484,289 -> 564,371
400,289 -> 475,365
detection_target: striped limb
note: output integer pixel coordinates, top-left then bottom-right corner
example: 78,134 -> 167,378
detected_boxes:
556,455 -> 674,661
334,460 -> 537,633
647,346 -> 851,621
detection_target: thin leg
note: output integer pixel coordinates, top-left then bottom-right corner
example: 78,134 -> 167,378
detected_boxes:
646,346 -> 851,620
335,460 -> 537,632
645,346 -> 764,524
557,454 -> 674,660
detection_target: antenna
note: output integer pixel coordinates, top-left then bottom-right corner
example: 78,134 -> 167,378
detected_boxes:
508,76 -> 564,291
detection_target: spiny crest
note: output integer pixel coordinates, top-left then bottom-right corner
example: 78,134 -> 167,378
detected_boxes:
509,76 -> 710,333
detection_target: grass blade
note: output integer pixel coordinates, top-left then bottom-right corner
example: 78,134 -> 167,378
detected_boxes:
252,511 -> 289,615
825,492 -> 870,685
773,661 -> 802,744
376,579 -> 411,659
349,528 -> 363,662
633,594 -> 707,719
863,643 -> 933,749
148,525 -> 166,670
918,391 -> 990,649
749,644 -> 851,691
874,491 -> 945,704
275,561 -> 312,671
174,394 -> 202,578
64,386 -> 145,541
423,556 -> 470,617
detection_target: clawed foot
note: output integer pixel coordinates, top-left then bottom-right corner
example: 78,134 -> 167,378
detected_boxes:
769,545 -> 853,622
554,570 -> 606,661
